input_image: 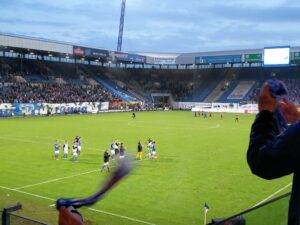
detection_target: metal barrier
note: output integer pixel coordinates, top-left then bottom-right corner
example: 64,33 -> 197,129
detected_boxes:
7,213 -> 49,225
1,203 -> 49,225
209,192 -> 291,225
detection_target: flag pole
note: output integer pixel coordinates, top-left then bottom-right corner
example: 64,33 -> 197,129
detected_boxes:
203,203 -> 209,225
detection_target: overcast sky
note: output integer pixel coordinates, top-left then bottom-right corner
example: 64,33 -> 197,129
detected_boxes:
0,0 -> 299,53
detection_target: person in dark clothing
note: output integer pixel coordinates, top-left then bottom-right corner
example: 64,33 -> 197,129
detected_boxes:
136,141 -> 143,160
119,143 -> 125,159
247,84 -> 300,225
100,150 -> 111,173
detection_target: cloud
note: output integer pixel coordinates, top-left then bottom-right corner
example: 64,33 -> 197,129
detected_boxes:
0,0 -> 299,53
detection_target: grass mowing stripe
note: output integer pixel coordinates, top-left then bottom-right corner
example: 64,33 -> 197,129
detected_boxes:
253,182 -> 292,207
0,185 -> 156,225
14,170 -> 99,190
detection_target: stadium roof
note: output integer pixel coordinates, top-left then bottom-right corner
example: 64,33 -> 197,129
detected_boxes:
1,32 -> 300,65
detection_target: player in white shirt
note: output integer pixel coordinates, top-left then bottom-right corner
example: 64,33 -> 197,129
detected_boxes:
72,142 -> 78,162
110,140 -> 116,160
146,139 -> 153,158
63,141 -> 69,159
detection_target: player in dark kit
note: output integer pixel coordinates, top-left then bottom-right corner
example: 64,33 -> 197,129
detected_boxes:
136,141 -> 143,160
132,111 -> 136,119
100,150 -> 111,173
119,143 -> 125,159
235,114 -> 239,122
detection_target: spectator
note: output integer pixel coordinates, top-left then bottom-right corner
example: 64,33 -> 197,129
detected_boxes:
247,84 -> 300,225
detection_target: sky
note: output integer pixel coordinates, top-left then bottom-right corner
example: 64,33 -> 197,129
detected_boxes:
0,0 -> 300,53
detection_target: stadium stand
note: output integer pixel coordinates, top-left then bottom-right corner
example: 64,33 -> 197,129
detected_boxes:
3,58 -> 300,105
0,58 -> 123,104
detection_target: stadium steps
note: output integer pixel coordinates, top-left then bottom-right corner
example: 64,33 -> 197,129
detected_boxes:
224,80 -> 257,103
86,78 -> 99,86
203,79 -> 229,103
118,80 -> 148,102
98,74 -> 145,102
79,65 -> 138,101
205,68 -> 242,103
217,80 -> 240,102
33,61 -> 55,76
93,75 -> 135,102
193,70 -> 226,102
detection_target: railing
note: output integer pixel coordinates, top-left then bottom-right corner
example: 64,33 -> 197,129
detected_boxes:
210,192 -> 291,225
1,203 -> 49,225
5,213 -> 49,225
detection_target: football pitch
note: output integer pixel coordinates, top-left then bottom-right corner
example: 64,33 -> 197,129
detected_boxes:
0,111 -> 292,225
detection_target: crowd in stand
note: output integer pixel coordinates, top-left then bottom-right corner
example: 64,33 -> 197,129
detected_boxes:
0,73 -> 121,104
137,77 -> 193,101
0,72 -> 18,83
284,79 -> 300,105
4,69 -> 300,105
247,79 -> 300,105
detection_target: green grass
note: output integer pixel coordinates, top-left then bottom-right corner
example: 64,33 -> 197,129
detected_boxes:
0,111 -> 292,225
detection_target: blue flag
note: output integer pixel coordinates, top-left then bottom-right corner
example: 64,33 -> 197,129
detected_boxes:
204,203 -> 209,213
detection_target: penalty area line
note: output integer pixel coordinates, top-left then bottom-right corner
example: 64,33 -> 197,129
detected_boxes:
0,185 -> 156,225
253,182 -> 292,207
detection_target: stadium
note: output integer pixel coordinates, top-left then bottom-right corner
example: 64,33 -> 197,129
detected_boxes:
0,1 -> 298,225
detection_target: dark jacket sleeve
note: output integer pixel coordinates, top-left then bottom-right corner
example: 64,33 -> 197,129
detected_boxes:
247,110 -> 296,179
248,111 -> 300,225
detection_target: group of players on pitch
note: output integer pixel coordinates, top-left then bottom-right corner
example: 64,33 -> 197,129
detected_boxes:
53,136 -> 82,162
54,136 -> 157,172
100,138 -> 157,173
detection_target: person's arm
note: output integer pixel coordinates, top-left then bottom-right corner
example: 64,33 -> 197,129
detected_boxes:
247,84 -> 286,179
59,206 -> 84,225
247,84 -> 300,179
279,99 -> 300,124
247,110 -> 281,179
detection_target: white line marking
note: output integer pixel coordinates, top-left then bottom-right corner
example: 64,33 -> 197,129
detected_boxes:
88,208 -> 156,225
0,185 -> 55,201
0,136 -> 51,145
13,170 -> 99,190
253,182 -> 292,207
0,185 -> 156,225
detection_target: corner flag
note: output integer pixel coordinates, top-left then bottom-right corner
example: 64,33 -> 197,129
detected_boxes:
204,203 -> 209,213
203,203 -> 209,225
